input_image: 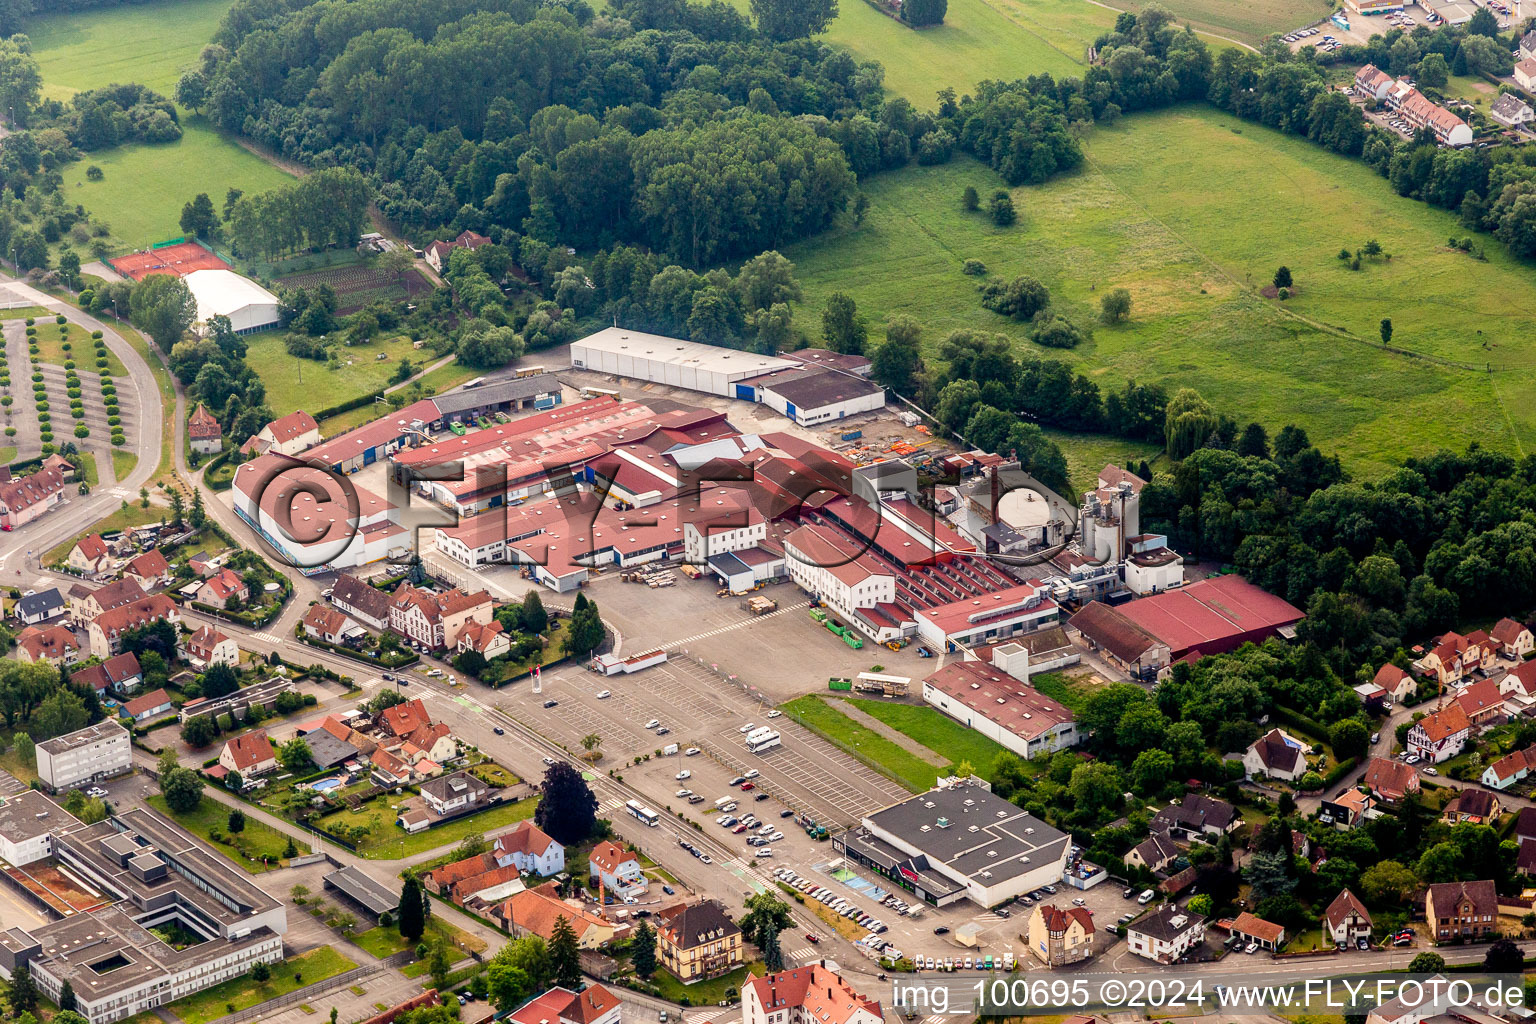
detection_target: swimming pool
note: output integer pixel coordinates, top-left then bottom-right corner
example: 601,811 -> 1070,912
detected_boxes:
309,778 -> 343,792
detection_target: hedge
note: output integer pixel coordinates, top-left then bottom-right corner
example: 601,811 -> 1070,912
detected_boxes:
1322,756 -> 1359,788
295,632 -> 419,669
1270,705 -> 1331,746
313,389 -> 386,423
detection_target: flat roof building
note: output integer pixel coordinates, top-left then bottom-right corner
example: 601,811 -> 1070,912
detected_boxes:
184,269 -> 281,335
571,328 -> 798,398
324,865 -> 401,919
0,805 -> 287,1024
35,719 -> 131,793
833,778 -> 1070,908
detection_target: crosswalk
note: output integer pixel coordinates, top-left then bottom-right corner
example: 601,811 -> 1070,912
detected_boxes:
253,631 -> 283,644
661,601 -> 808,650
786,946 -> 817,962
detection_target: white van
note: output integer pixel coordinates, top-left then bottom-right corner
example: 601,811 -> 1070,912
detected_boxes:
1138,889 -> 1156,905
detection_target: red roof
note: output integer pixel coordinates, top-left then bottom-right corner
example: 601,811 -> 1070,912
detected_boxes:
70,652 -> 141,692
123,687 -> 173,718
75,534 -> 110,561
1231,911 -> 1284,944
1414,703 -> 1471,743
380,698 -> 432,738
0,466 -> 64,515
18,625 -> 79,661
93,594 -> 177,638
223,729 -> 274,771
125,548 -> 170,580
263,410 -> 319,444
1114,576 -> 1303,656
188,403 -> 222,440
744,966 -> 882,1024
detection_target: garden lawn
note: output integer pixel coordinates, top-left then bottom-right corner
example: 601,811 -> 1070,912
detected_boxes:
0,447 -> 17,466
647,960 -> 765,1006
779,695 -> 936,791
1045,429 -> 1164,501
60,124 -> 294,252
165,946 -> 357,1024
111,449 -> 138,483
244,333 -> 434,418
46,502 -> 166,563
146,794 -> 293,874
26,0 -> 236,99
74,452 -> 99,487
1028,671 -> 1094,712
313,796 -> 539,859
29,323 -> 129,377
785,105 -> 1536,479
832,696 -> 1010,778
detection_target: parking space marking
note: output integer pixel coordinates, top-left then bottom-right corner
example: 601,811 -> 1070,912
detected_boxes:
660,601 -> 808,650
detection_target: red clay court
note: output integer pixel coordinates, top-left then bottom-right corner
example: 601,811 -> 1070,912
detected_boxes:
109,241 -> 231,282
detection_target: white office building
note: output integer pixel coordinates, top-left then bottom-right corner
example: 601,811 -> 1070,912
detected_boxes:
35,719 -> 131,793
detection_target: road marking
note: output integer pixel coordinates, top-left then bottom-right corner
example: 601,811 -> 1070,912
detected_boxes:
660,602 -> 808,649
253,631 -> 283,643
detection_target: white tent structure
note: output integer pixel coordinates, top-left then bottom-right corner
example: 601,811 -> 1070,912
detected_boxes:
184,269 -> 282,334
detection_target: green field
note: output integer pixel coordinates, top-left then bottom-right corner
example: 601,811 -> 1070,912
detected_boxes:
165,946 -> 357,1024
30,322 -> 129,376
146,794 -> 294,874
26,0 -> 235,99
832,696 -> 1012,775
244,333 -> 436,418
60,125 -> 293,252
1112,0 -> 1327,46
786,105 -> 1534,478
780,694 -> 941,790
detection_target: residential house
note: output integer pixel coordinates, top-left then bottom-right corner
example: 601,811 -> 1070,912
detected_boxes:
122,549 -> 171,591
1320,787 -> 1376,829
68,577 -> 146,622
0,465 -> 65,529
445,862 -> 527,907
121,687 -> 174,723
655,900 -> 742,982
330,573 -> 393,630
589,840 -> 647,897
1485,745 -> 1536,790
369,747 -> 412,787
1518,59 -> 1536,93
492,821 -> 564,876
16,624 -> 82,665
1324,889 -> 1373,946
88,594 -> 179,658
379,698 -> 432,738
1455,678 -> 1506,727
424,230 -> 491,273
67,534 -> 113,574
180,625 -> 239,668
1443,789 -> 1501,825
1372,663 -> 1416,702
1028,903 -> 1095,966
741,966 -> 883,1024
1406,703 -> 1472,763
1361,756 -> 1421,803
1517,806 -> 1536,845
1353,64 -> 1395,102
1231,912 -> 1285,951
1150,793 -> 1240,840
492,883 -> 615,948
1492,617 -> 1534,659
70,652 -> 143,695
403,722 -> 457,764
508,986 -> 622,1024
1522,27 -> 1536,61
399,771 -> 492,832
1415,631 -> 1495,687
1125,832 -> 1182,874
252,410 -> 321,457
199,568 -> 249,609
1424,880 -> 1498,944
16,588 -> 65,626
188,403 -> 223,455
188,552 -> 216,578
220,730 -> 277,776
389,584 -> 494,650
1492,93 -> 1536,129
1125,905 -> 1205,963
1500,660 -> 1536,703
457,620 -> 511,661
302,604 -> 366,646
1242,728 -> 1308,782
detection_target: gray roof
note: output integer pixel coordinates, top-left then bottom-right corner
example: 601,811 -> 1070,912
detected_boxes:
330,573 -> 393,622
433,374 -> 559,416
0,791 -> 78,843
37,719 -> 129,756
325,864 -> 400,916
1129,903 -> 1205,941
304,730 -> 360,768
863,780 -> 1069,888
17,588 -> 64,618
1492,93 -> 1532,119
421,770 -> 488,802
752,367 -> 883,412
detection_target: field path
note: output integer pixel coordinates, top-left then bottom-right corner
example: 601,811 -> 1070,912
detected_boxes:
828,698 -> 949,766
1079,0 -> 1260,51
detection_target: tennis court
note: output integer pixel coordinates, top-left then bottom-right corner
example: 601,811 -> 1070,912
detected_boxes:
109,241 -> 231,281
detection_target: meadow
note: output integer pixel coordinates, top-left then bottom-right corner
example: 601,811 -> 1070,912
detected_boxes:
243,333 -> 432,418
1112,0 -> 1328,46
786,104 -> 1535,478
27,0 -> 294,253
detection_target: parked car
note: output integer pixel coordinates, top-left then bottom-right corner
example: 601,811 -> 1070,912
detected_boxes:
596,690 -> 611,699
493,726 -> 505,735
543,699 -> 559,708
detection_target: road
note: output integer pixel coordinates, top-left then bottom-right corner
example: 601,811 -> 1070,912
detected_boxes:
0,273 -> 161,580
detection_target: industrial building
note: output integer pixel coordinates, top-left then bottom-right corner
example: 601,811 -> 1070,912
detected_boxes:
921,659 -> 1078,759
34,720 -> 132,793
232,453 -> 408,573
569,328 -> 885,425
0,802 -> 287,1024
833,777 -> 1071,908
183,269 -> 282,334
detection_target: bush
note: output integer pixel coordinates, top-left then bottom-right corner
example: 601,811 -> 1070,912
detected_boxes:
37,412 -> 50,423
55,315 -> 66,324
111,432 -> 126,446
91,330 -> 102,340
101,385 -> 116,398
108,415 -> 120,426
24,317 -> 33,326
61,341 -> 70,352
24,325 -> 34,335
39,430 -> 51,443
67,388 -> 81,400
96,358 -> 108,369
961,259 -> 987,275
74,425 -> 89,438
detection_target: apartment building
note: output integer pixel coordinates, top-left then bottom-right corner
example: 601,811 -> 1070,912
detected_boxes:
34,720 -> 131,792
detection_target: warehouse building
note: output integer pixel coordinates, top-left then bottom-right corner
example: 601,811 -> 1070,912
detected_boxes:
183,269 -> 282,335
35,720 -> 132,793
834,777 -> 1071,908
0,804 -> 287,1024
